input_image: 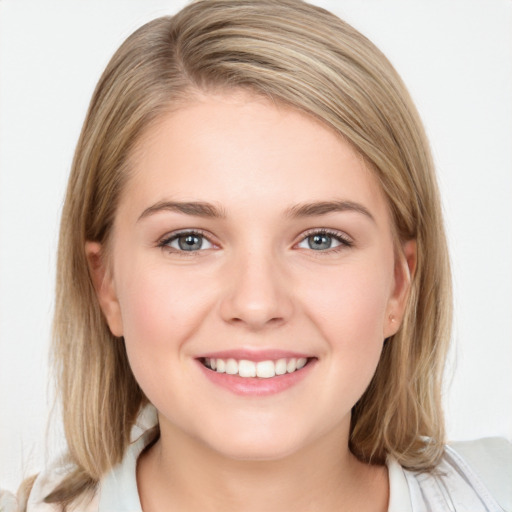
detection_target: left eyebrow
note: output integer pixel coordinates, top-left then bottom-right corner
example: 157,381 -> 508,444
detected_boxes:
285,200 -> 375,223
137,201 -> 227,221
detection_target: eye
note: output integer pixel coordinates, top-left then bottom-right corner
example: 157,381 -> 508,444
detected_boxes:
297,230 -> 352,251
160,231 -> 214,252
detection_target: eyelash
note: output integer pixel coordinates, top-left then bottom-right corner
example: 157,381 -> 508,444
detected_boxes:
158,229 -> 214,254
297,228 -> 354,253
157,228 -> 353,254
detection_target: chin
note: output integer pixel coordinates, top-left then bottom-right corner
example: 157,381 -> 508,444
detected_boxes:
211,440 -> 301,462
200,423 -> 309,462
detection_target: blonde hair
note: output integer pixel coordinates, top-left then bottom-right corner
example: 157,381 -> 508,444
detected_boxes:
45,0 -> 451,505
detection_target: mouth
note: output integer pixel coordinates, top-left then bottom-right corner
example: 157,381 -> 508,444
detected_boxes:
196,352 -> 316,396
200,356 -> 312,378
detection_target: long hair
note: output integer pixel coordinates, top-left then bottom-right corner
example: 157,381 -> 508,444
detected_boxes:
46,0 -> 451,505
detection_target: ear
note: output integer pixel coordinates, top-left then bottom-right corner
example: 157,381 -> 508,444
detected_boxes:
85,241 -> 124,337
383,239 -> 417,338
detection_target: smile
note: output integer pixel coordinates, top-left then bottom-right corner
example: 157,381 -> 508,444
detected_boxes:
197,352 -> 316,396
202,357 -> 309,378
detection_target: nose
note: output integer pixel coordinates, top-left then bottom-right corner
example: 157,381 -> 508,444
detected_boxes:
219,249 -> 294,330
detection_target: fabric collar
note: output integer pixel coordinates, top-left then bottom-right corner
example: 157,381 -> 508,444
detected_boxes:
98,405 -> 413,512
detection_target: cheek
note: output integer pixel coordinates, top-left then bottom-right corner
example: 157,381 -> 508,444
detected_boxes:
306,264 -> 390,334
114,261 -> 215,383
118,258 -> 212,331
299,260 -> 392,382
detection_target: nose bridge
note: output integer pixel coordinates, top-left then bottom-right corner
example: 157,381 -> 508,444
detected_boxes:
220,241 -> 293,329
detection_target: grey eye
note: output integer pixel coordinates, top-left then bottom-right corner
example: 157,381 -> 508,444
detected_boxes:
308,234 -> 334,250
297,232 -> 344,251
168,233 -> 213,251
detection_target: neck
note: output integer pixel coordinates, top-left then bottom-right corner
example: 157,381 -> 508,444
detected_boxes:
137,418 -> 388,512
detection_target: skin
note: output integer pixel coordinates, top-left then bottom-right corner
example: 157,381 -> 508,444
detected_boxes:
87,91 -> 415,512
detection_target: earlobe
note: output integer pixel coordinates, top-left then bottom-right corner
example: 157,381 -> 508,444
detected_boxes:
384,239 -> 417,338
85,241 -> 124,337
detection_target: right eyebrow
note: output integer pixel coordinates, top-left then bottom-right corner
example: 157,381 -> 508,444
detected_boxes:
137,201 -> 226,222
285,200 -> 375,223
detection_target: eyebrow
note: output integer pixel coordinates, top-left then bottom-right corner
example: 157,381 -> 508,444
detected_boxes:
137,199 -> 375,222
285,200 -> 375,222
138,201 -> 226,221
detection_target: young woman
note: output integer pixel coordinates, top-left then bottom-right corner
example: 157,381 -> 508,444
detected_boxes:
10,0 -> 510,510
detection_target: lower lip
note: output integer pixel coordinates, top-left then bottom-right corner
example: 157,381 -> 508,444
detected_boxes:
196,359 -> 315,396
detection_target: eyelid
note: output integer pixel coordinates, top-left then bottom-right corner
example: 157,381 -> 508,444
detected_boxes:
157,229 -> 218,252
156,227 -> 353,253
295,228 -> 354,250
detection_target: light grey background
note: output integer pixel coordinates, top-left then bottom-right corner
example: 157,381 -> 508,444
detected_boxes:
1,0 -> 511,491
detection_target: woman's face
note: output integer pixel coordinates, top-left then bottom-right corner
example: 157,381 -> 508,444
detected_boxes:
89,91 -> 413,461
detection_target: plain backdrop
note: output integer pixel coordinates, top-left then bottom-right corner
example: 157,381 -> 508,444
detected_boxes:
1,0 -> 511,492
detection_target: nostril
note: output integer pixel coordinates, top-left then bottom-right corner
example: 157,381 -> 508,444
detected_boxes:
226,315 -> 286,329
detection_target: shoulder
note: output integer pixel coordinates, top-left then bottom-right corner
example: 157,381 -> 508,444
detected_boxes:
22,405 -> 157,512
395,437 -> 512,512
0,490 -> 18,512
23,459 -> 99,512
449,437 -> 512,511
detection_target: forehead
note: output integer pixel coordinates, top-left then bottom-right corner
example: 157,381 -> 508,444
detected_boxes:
120,91 -> 390,223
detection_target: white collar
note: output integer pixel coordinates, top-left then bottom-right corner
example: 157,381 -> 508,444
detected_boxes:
98,405 -> 415,512
98,405 -> 157,512
98,405 -> 504,512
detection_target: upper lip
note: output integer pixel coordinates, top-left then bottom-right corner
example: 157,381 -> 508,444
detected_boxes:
195,349 -> 314,362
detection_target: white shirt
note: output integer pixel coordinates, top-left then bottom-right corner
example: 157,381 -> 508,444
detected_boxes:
18,406 -> 512,512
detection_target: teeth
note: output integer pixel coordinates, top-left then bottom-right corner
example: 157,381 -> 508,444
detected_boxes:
256,360 -> 275,378
287,358 -> 297,373
238,360 -> 256,378
296,357 -> 307,369
216,359 -> 226,373
225,358 -> 238,375
275,358 -> 287,375
203,357 -> 310,378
